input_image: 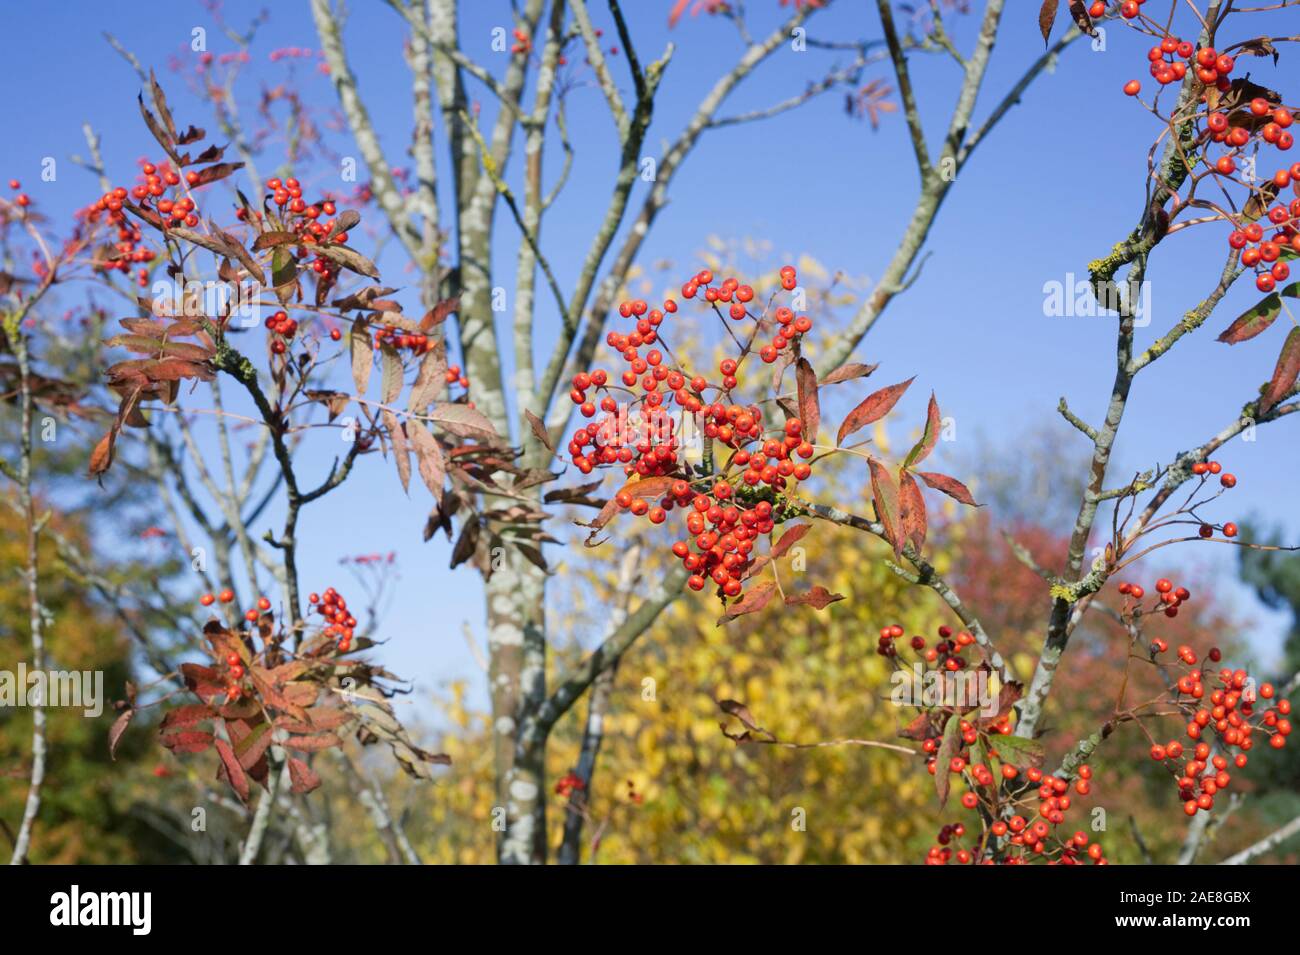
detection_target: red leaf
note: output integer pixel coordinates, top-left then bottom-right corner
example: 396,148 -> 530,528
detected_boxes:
903,392 -> 941,468
214,736 -> 251,804
160,704 -> 216,731
159,730 -> 214,754
898,470 -> 927,554
770,522 -> 810,559
1217,282 -> 1297,344
287,756 -> 322,795
1260,326 -> 1300,414
916,470 -> 978,507
420,296 -> 460,332
837,377 -> 914,446
869,457 -> 902,557
819,362 -> 878,386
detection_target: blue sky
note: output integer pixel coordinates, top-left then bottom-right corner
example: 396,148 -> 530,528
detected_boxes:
6,1 -> 1297,714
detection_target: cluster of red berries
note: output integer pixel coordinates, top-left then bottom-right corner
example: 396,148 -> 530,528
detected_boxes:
1127,33 -> 1238,93
1117,577 -> 1193,618
510,28 -> 531,55
555,771 -> 586,797
242,175 -> 348,279
877,623 -> 985,675
79,182 -> 157,286
679,266 -> 814,364
373,324 -> 434,355
445,363 -> 470,390
264,309 -> 300,354
924,762 -> 1107,864
1147,645 -> 1291,816
308,587 -> 356,652
7,178 -> 31,208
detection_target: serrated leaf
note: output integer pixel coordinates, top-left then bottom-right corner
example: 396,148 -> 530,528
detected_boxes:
380,344 -> 404,404
795,357 -> 820,442
718,579 -> 777,624
899,470 -> 927,553
838,377 -> 914,446
869,457 -> 902,557
903,392 -> 941,468
349,317 -> 372,395
916,470 -> 978,506
1218,282 -> 1298,344
1260,326 -> 1300,415
819,362 -> 878,386
770,522 -> 810,559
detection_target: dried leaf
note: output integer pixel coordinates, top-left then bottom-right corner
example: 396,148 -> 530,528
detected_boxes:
382,409 -> 412,493
380,344 -> 404,405
420,296 -> 460,332
108,708 -> 135,760
525,409 -> 555,454
783,586 -> 845,610
795,357 -> 820,441
1038,0 -> 1059,44
349,316 -> 372,395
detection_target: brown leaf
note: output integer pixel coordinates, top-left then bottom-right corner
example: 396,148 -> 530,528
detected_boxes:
718,579 -> 778,624
420,297 -> 460,332
1067,0 -> 1096,37
380,344 -> 404,405
349,317 -> 372,395
578,475 -> 676,544
108,707 -> 135,760
188,162 -> 244,188
916,470 -> 978,507
325,209 -> 361,243
795,357 -> 820,442
408,344 -> 447,413
934,715 -> 960,806
382,409 -> 412,493
314,242 -> 380,279
1038,0 -> 1059,45
837,377 -> 914,446
284,733 -> 342,752
819,362 -> 878,386
407,418 -> 446,500
783,586 -> 845,610
89,431 -> 116,478
251,230 -> 299,251
525,409 -> 555,455
1260,326 -> 1300,415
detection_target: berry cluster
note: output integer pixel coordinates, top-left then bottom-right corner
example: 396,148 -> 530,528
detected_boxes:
1117,576 -> 1193,618
7,178 -> 30,208
1146,644 -> 1291,816
878,623 -> 982,672
264,309 -> 300,354
308,587 -> 356,652
372,323 -> 434,355
923,754 -> 1106,864
510,28 -> 532,55
248,175 -> 348,279
555,771 -> 586,797
566,267 -> 823,598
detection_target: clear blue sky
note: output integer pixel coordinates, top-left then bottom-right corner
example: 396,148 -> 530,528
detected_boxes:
6,2 -> 1297,714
